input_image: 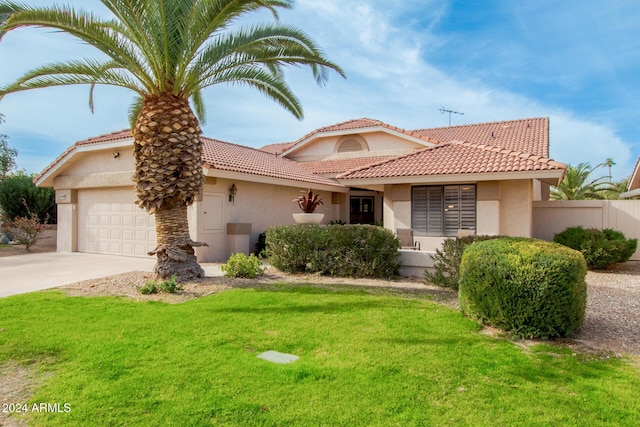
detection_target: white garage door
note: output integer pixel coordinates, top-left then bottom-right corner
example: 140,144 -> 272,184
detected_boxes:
78,189 -> 156,257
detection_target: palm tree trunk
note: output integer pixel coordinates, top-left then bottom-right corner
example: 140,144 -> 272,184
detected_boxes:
133,92 -> 207,281
151,204 -> 205,280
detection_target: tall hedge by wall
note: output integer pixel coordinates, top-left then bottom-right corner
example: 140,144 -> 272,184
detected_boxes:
553,226 -> 637,269
459,238 -> 587,339
265,224 -> 400,279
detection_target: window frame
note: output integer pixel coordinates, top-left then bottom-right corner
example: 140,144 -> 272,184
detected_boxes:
411,184 -> 476,237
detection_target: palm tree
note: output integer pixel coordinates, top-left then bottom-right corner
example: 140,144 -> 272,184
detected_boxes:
0,1 -> 344,280
601,177 -> 629,200
604,157 -> 616,181
550,162 -> 610,200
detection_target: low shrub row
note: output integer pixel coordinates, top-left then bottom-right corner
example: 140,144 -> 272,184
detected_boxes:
459,238 -> 587,339
553,226 -> 637,269
265,224 -> 400,279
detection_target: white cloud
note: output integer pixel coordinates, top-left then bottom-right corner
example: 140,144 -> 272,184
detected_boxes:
0,0 -> 636,181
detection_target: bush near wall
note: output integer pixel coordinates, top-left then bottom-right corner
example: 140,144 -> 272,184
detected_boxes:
459,238 -> 587,339
265,224 -> 401,279
553,226 -> 637,269
424,235 -> 501,290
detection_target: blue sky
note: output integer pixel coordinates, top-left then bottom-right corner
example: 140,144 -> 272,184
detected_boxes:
0,0 -> 638,181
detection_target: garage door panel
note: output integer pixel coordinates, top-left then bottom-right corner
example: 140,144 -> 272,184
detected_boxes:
78,189 -> 156,257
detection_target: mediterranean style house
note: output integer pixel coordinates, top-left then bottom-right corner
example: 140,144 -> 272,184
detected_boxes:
36,117 -> 566,271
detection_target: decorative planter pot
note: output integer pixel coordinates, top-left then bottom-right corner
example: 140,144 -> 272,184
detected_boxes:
292,213 -> 325,224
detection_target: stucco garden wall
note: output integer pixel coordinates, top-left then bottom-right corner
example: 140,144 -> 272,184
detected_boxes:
533,200 -> 640,260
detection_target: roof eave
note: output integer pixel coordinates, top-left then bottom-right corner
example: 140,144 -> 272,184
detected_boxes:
337,170 -> 566,187
203,167 -> 347,193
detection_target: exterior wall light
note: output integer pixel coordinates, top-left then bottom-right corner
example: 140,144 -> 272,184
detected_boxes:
229,183 -> 238,204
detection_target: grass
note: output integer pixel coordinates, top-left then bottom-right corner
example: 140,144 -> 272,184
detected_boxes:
0,284 -> 639,426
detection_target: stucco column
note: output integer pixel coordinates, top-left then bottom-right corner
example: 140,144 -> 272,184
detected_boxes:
55,189 -> 77,252
500,180 -> 533,237
383,184 -> 411,232
476,181 -> 501,236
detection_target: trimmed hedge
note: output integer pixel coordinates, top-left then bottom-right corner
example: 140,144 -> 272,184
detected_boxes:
553,226 -> 637,269
424,235 -> 501,290
265,224 -> 400,279
459,238 -> 587,339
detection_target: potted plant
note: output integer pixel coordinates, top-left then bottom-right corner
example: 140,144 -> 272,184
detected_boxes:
292,189 -> 325,224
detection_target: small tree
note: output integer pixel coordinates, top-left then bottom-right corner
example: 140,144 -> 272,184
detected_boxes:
0,113 -> 17,180
2,199 -> 49,251
0,173 -> 56,223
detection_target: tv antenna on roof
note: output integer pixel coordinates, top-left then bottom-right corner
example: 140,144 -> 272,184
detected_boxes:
439,107 -> 464,126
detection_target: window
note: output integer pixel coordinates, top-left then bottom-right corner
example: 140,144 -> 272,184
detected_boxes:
336,134 -> 368,153
412,185 -> 476,236
350,196 -> 375,224
338,139 -> 364,153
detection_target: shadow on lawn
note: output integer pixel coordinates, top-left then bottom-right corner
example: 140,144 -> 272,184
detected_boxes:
210,297 -> 415,315
230,280 -> 459,308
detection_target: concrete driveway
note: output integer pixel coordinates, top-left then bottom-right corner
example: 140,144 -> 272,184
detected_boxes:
0,252 -> 222,298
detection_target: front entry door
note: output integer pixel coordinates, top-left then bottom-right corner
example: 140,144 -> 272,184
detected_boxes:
350,196 -> 375,224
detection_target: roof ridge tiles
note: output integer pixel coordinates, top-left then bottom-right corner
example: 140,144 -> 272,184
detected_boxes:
412,116 -> 547,132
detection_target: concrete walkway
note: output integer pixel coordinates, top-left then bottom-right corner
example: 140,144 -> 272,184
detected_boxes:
0,252 -> 222,298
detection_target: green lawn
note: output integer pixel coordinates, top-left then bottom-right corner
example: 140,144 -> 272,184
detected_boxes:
0,285 -> 639,426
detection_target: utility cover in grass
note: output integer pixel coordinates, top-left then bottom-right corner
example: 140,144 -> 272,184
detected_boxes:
257,350 -> 299,364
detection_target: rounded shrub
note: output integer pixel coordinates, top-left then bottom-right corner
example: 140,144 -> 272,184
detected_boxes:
459,238 -> 587,339
553,226 -> 637,269
221,253 -> 265,278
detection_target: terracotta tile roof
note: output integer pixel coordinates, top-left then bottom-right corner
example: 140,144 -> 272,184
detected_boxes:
337,140 -> 565,180
298,156 -> 397,175
201,137 -> 342,188
413,117 -> 549,157
37,130 -> 342,189
37,117 -> 557,187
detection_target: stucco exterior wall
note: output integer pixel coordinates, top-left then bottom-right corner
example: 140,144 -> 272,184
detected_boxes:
61,147 -> 136,176
192,178 -> 341,262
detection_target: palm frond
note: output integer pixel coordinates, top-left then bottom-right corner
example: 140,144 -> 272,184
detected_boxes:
201,64 -> 303,118
551,162 -> 611,200
0,59 -> 146,97
0,3 -> 156,91
190,89 -> 206,124
128,96 -> 144,129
